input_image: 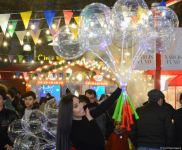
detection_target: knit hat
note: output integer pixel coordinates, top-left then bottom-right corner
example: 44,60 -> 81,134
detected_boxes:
148,89 -> 165,102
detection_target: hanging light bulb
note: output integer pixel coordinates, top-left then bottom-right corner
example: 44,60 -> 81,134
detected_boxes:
30,24 -> 36,30
26,31 -> 30,36
13,59 -> 17,63
3,41 -> 8,47
52,24 -> 57,29
46,30 -> 50,35
23,44 -> 31,51
6,33 -> 10,38
8,24 -> 13,30
37,39 -> 42,44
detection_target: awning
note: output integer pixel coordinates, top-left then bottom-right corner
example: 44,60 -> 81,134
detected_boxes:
145,70 -> 182,75
168,75 -> 182,86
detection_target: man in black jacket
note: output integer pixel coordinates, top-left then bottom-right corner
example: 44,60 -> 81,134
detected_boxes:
129,89 -> 173,150
0,88 -> 17,150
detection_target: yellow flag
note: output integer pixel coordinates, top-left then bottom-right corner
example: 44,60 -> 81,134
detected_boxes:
70,27 -> 78,40
20,11 -> 32,29
30,30 -> 41,45
74,16 -> 80,26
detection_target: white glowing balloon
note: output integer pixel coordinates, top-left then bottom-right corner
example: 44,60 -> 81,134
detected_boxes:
79,3 -> 112,51
53,25 -> 85,60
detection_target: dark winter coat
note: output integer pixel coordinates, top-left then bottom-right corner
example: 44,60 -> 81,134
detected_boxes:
173,108 -> 182,146
0,108 -> 17,149
129,102 -> 173,148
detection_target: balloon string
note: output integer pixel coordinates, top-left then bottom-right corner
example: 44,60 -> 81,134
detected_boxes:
117,93 -> 125,122
112,94 -> 122,120
121,34 -> 125,67
127,95 -> 139,120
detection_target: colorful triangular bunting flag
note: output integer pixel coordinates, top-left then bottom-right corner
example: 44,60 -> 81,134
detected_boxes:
0,14 -> 10,34
8,20 -> 18,37
74,16 -> 80,26
63,10 -> 73,25
29,20 -> 40,34
20,11 -> 32,29
16,30 -> 27,45
44,10 -> 56,28
30,30 -> 41,45
50,18 -> 61,36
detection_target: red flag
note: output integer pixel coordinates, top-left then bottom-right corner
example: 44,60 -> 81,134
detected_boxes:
63,10 -> 73,25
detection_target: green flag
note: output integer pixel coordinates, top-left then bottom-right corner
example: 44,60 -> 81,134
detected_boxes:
8,20 -> 18,37
18,55 -> 24,62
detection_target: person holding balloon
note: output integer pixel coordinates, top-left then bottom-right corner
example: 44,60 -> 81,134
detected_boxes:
56,87 -> 122,150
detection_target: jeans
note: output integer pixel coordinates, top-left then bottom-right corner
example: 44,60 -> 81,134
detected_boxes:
138,147 -> 160,150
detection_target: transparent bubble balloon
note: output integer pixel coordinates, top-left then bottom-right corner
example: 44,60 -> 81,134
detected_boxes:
8,119 -> 25,142
150,6 -> 179,52
53,25 -> 85,60
111,0 -> 153,49
67,71 -> 90,95
44,99 -> 58,136
36,128 -> 56,144
40,144 -> 56,150
22,110 -> 48,134
13,133 -> 40,150
112,0 -> 150,29
79,3 -> 112,51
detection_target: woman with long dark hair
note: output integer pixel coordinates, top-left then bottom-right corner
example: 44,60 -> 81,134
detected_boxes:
56,87 -> 121,150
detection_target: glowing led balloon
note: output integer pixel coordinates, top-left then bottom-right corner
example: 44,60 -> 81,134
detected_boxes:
13,133 -> 40,150
53,25 -> 85,60
111,0 -> 152,48
151,6 -> 179,52
8,119 -> 25,142
79,3 -> 112,51
22,110 -> 48,134
44,99 -> 58,136
40,144 -> 56,150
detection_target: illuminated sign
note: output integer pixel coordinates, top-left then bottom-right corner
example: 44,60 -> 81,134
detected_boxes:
37,54 -> 63,61
85,81 -> 108,86
37,80 -> 64,85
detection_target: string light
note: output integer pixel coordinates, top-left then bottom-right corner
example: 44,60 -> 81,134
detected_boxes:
40,60 -> 44,64
43,65 -> 48,69
13,75 -> 16,79
8,24 -> 13,30
13,59 -> 17,63
6,33 -> 10,38
70,23 -> 77,29
4,58 -> 8,62
26,31 -> 31,36
46,30 -> 50,35
37,39 -> 42,44
52,24 -> 57,29
30,24 -> 36,30
3,41 -> 8,47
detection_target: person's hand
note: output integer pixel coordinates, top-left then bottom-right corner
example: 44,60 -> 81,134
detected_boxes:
4,144 -> 12,150
85,108 -> 93,121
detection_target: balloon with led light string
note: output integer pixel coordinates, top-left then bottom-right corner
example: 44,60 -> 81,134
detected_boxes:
150,6 -> 179,53
53,25 -> 86,60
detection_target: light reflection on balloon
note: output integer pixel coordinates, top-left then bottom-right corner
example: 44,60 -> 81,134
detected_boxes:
79,3 -> 112,51
150,6 -> 179,52
53,25 -> 85,60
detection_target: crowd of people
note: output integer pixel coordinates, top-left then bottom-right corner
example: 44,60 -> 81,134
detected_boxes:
0,85 -> 182,150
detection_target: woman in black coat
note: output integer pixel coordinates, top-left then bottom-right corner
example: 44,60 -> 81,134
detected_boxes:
56,87 -> 121,150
